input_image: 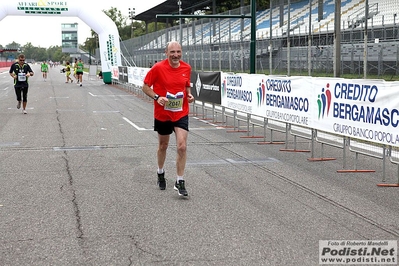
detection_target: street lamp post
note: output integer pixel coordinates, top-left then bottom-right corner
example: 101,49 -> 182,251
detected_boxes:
129,7 -> 135,39
177,0 -> 182,43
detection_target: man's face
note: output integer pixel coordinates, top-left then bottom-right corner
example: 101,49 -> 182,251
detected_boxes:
166,43 -> 182,67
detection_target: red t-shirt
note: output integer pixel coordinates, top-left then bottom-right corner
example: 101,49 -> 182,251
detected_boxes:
144,59 -> 191,122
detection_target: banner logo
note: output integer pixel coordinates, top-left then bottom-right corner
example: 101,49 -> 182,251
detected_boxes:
256,79 -> 266,106
195,74 -> 202,97
221,77 -> 227,98
317,83 -> 332,119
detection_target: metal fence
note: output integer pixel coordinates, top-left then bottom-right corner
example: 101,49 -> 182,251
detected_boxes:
115,80 -> 399,187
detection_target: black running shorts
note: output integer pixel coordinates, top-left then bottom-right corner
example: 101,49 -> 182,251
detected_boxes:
154,115 -> 189,135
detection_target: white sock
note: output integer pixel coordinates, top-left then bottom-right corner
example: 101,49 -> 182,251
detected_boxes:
157,168 -> 164,174
176,176 -> 184,182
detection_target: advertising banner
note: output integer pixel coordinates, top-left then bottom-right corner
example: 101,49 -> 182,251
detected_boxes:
221,73 -> 265,117
310,78 -> 399,147
191,71 -> 221,104
112,66 -> 119,80
118,66 -> 128,83
262,76 -> 313,128
128,67 -> 149,87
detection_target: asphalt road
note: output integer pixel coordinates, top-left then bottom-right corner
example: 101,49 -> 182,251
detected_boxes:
0,65 -> 398,265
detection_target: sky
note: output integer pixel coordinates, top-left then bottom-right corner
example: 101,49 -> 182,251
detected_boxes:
0,0 -> 165,48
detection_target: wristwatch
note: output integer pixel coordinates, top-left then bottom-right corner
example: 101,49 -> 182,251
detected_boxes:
153,94 -> 159,101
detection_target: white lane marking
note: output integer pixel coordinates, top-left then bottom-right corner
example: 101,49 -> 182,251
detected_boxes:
89,92 -> 134,97
122,117 -> 148,131
191,116 -> 220,127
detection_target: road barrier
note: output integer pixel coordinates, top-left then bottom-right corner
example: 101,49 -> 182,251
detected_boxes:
112,67 -> 399,187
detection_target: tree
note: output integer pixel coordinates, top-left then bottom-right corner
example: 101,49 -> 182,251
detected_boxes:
146,21 -> 167,34
82,6 -> 130,52
47,45 -> 70,62
23,43 -> 47,62
103,7 -> 125,30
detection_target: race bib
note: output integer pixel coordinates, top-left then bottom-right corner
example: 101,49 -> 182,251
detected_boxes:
164,91 -> 184,112
18,73 -> 26,82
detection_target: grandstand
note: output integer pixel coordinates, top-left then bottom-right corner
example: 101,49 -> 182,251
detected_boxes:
120,0 -> 399,76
